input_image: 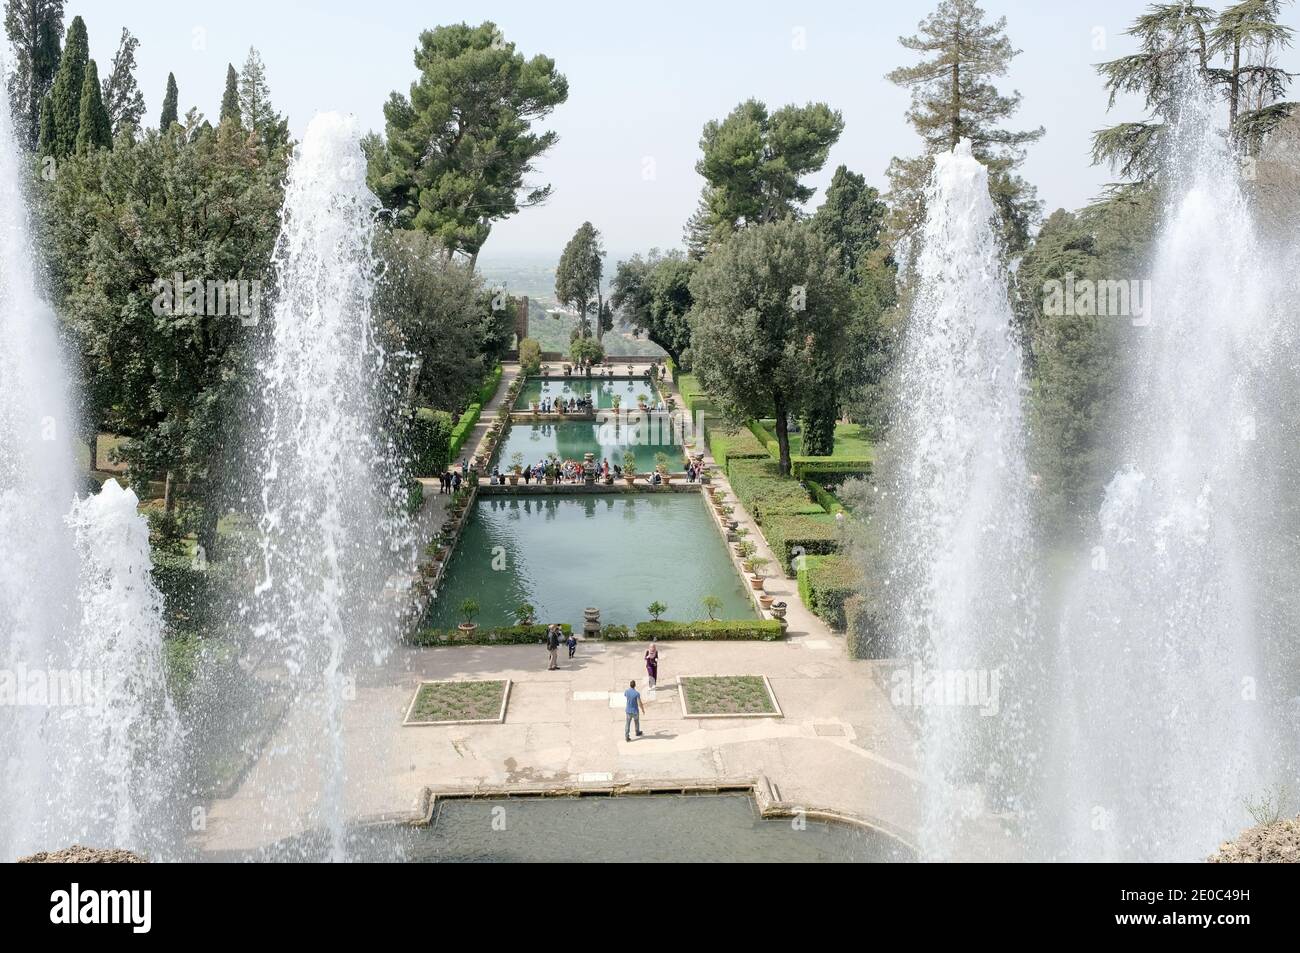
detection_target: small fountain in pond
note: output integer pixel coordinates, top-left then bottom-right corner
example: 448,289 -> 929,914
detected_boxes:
1043,78 -> 1287,862
876,141 -> 1037,860
243,112 -> 407,861
0,70 -> 179,860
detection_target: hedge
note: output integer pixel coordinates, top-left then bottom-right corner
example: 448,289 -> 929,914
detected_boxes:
727,459 -> 826,522
449,403 -> 481,460
409,623 -> 572,646
806,479 -> 845,514
791,458 -> 873,483
797,554 -> 860,630
519,338 -> 542,375
630,620 -> 786,641
704,421 -> 769,472
408,408 -> 453,475
844,594 -> 889,659
477,363 -> 504,406
763,513 -> 841,575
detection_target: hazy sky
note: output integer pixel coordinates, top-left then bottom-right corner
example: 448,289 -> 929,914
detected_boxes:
68,1 -> 1300,263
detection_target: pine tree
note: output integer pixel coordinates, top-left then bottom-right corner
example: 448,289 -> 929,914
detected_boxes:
237,47 -> 285,141
48,12 -> 87,156
219,63 -> 240,124
886,0 -> 1043,251
100,27 -> 146,136
159,72 -> 178,130
554,222 -> 605,339
75,58 -> 111,152
1210,0 -> 1295,152
3,0 -> 65,148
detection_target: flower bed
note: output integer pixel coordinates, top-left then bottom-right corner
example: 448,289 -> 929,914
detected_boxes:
679,675 -> 780,717
403,679 -> 509,725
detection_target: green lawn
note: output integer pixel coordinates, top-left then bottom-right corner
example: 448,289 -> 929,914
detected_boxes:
406,680 -> 508,723
680,675 -> 777,716
759,420 -> 874,460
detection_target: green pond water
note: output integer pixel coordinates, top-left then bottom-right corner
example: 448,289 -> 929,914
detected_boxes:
492,419 -> 686,474
425,493 -> 755,628
236,794 -> 914,862
514,376 -> 659,410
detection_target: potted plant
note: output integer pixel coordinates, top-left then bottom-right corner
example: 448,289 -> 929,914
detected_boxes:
514,602 -> 536,626
612,394 -> 621,412
627,364 -> 635,376
510,452 -> 524,486
622,451 -> 638,485
647,600 -> 667,621
458,599 -> 480,636
770,601 -> 788,621
655,451 -> 672,485
759,593 -> 774,610
637,393 -> 649,411
542,364 -> 552,377
735,539 -> 756,561
746,557 -> 769,591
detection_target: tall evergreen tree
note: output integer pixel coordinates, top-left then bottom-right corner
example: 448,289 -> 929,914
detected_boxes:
369,22 -> 569,267
100,27 -> 146,136
3,0 -> 64,148
36,91 -> 55,153
554,222 -> 606,340
47,12 -> 87,156
74,58 -> 111,153
219,63 -> 240,124
886,0 -> 1043,251
694,99 -> 843,241
1210,0 -> 1295,151
159,72 -> 178,130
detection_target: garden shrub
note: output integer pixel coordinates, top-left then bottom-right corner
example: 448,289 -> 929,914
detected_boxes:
449,403 -> 481,459
797,554 -> 860,630
727,459 -> 825,522
477,363 -> 503,406
844,593 -> 889,659
407,407 -> 453,475
630,620 -> 785,641
519,338 -> 542,374
791,459 -> 873,483
409,623 -> 572,646
763,513 -> 841,575
704,422 -> 768,472
806,479 -> 845,514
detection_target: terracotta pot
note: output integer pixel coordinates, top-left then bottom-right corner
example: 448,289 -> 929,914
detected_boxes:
759,594 -> 774,609
749,575 -> 764,591
457,622 -> 478,637
509,474 -> 520,485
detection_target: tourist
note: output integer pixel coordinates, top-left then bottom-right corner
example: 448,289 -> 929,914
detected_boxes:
624,680 -> 645,741
546,625 -> 561,670
566,631 -> 577,658
645,638 -> 659,688
451,471 -> 462,492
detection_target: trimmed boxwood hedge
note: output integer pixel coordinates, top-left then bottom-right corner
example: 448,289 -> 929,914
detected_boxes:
409,623 -> 572,646
791,458 -> 873,483
806,479 -> 845,514
797,554 -> 860,630
477,363 -> 504,406
728,459 -> 826,522
764,513 -> 841,575
705,422 -> 769,472
630,620 -> 785,641
449,403 -> 481,459
408,407 -> 453,475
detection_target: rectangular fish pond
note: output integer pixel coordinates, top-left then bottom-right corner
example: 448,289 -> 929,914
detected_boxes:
492,418 -> 688,475
424,493 -> 755,628
513,375 -> 660,411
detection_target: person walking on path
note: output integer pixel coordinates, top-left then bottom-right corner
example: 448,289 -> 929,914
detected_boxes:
624,680 -> 645,741
546,625 -> 561,670
644,638 -> 659,689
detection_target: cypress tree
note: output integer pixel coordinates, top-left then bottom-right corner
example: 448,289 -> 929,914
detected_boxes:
3,0 -> 66,148
160,72 -> 178,129
75,58 -> 111,152
36,92 -> 55,155
48,13 -> 87,156
219,63 -> 240,124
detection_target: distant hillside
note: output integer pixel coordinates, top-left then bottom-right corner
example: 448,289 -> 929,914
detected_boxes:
523,300 -> 665,358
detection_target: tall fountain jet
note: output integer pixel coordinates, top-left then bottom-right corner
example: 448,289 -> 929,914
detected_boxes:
245,112 -> 406,861
0,64 -> 179,860
1045,81 -> 1282,862
880,141 -> 1037,860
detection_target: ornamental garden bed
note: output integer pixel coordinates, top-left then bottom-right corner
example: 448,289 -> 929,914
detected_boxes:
678,675 -> 782,718
403,679 -> 511,725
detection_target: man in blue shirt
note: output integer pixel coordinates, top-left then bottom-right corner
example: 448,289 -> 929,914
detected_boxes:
624,680 -> 645,741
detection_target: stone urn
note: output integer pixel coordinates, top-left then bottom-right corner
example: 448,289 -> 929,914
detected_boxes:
770,602 -> 788,621
584,452 -> 597,485
583,607 -> 601,639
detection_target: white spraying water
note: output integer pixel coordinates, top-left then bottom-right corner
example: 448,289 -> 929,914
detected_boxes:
1045,84 -> 1276,861
246,112 -> 403,861
59,479 -> 183,852
0,67 -> 178,859
882,142 -> 1036,860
